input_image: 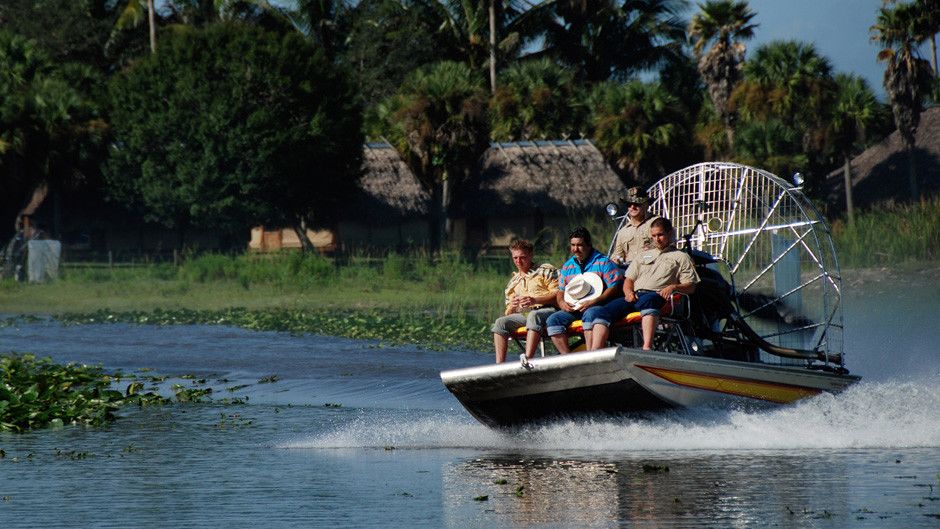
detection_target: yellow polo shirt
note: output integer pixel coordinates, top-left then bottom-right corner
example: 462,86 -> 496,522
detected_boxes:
504,263 -> 559,315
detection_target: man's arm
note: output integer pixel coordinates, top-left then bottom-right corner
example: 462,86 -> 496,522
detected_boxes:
623,277 -> 637,302
517,289 -> 558,309
657,281 -> 697,299
577,282 -> 622,311
555,288 -> 574,312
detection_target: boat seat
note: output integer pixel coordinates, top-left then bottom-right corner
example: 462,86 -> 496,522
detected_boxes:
510,293 -> 685,341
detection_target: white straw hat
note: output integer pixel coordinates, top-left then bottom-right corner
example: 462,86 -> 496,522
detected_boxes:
563,272 -> 604,307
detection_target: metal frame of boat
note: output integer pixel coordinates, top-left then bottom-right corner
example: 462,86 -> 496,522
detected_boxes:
441,163 -> 861,428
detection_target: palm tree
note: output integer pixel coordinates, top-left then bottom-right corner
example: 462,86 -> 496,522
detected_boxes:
688,0 -> 757,151
736,41 -> 834,129
732,40 -> 836,188
872,3 -> 934,200
519,0 -> 686,85
588,80 -> 689,185
109,0 -> 157,54
910,0 -> 940,102
886,0 -> 940,99
827,74 -> 884,225
382,61 -> 491,251
490,58 -> 584,141
410,0 -> 537,87
733,119 -> 807,180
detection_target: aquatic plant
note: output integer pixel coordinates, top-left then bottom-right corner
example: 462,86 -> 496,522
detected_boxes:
57,307 -> 495,352
0,353 -> 164,431
0,352 -> 261,431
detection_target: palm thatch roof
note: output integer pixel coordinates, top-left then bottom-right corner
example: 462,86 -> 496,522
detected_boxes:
352,142 -> 429,221
468,140 -> 625,216
353,140 -> 625,222
827,106 -> 940,210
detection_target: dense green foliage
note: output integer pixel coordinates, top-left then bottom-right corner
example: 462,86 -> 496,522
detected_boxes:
0,351 -> 266,431
106,23 -> 362,237
1,0 -> 939,256
523,0 -> 686,83
376,60 -> 490,250
589,80 -> 693,184
0,31 -> 107,242
341,0 -> 449,109
490,59 -> 584,141
0,353 -> 151,431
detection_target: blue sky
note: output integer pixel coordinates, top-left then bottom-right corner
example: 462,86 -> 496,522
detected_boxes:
744,0 -> 889,99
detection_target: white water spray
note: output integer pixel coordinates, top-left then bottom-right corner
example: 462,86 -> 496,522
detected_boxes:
285,379 -> 940,451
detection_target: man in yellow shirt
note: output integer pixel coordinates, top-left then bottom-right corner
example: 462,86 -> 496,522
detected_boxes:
491,239 -> 559,363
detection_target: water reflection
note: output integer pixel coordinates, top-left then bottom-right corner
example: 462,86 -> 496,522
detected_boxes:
440,451 -> 928,528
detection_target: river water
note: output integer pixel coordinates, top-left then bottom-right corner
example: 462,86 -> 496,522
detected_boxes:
1,282 -> 939,528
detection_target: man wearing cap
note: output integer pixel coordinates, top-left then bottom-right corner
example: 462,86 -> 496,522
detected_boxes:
546,227 -> 627,353
612,186 -> 659,267
623,217 -> 700,350
491,239 -> 559,363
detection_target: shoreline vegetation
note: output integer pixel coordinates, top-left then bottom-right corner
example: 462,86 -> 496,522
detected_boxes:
1,203 -> 938,432
1,202 -> 939,353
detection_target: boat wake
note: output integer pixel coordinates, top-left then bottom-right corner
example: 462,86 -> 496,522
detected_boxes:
283,377 -> 940,451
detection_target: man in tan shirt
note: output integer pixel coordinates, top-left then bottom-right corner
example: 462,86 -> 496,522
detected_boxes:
491,239 -> 559,362
612,187 -> 659,266
623,217 -> 700,350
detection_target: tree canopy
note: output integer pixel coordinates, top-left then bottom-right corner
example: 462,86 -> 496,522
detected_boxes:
0,31 -> 106,242
106,23 -> 362,243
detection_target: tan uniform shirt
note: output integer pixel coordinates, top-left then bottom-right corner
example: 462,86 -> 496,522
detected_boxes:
626,246 -> 700,291
612,215 -> 659,264
504,263 -> 559,315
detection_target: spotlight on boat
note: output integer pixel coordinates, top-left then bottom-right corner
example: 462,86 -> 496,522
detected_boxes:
792,172 -> 805,187
605,202 -> 620,218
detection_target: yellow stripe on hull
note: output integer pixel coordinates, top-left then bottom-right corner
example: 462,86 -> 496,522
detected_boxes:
637,365 -> 822,404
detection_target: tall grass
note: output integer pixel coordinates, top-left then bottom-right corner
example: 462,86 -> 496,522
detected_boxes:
831,197 -> 940,267
15,203 -> 937,316
17,249 -> 508,317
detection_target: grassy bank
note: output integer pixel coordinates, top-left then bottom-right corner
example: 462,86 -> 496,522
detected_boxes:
0,252 -> 512,351
830,196 -> 940,267
1,202 -> 938,352
0,252 -> 508,315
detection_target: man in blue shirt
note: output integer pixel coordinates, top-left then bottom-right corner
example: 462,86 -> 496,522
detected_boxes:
546,226 -> 628,353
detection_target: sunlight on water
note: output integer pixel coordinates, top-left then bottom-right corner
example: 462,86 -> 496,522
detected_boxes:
288,379 -> 940,452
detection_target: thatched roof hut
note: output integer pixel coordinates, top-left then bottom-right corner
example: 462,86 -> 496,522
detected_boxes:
355,142 -> 429,221
345,140 -> 626,249
827,106 -> 940,211
354,140 -> 623,218
469,140 -> 624,215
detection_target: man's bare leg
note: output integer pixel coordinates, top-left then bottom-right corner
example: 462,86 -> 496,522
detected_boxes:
551,334 -> 570,354
524,330 -> 542,358
494,334 -> 509,363
583,329 -> 592,352
590,324 -> 610,350
641,315 -> 658,350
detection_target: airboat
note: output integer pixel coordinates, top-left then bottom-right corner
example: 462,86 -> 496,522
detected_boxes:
441,162 -> 860,428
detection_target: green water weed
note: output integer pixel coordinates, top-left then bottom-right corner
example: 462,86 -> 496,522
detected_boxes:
0,353 -> 163,431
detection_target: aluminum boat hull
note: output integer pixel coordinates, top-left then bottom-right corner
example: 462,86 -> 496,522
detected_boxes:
440,347 -> 860,427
